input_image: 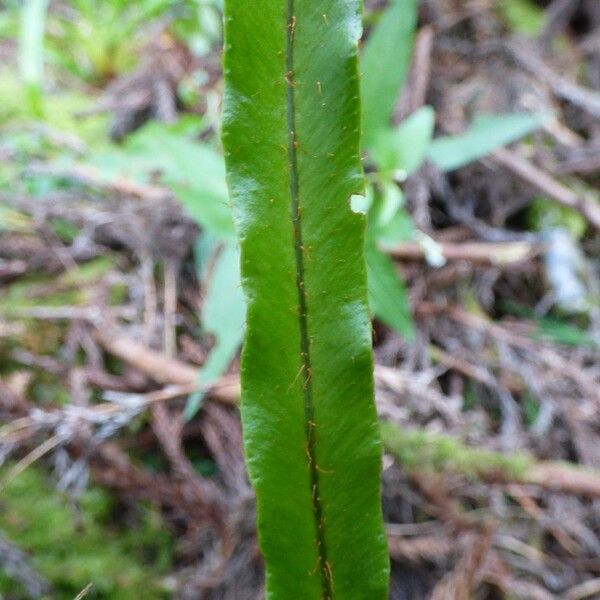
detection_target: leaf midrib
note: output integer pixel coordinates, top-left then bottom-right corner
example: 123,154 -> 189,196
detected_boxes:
285,2 -> 331,597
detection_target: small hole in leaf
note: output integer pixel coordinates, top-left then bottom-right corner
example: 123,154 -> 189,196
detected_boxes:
350,194 -> 371,214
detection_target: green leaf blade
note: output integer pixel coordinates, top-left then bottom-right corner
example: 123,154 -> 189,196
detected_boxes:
361,0 -> 419,147
366,242 -> 415,340
223,2 -> 389,598
371,105 -> 436,177
184,242 -> 245,421
428,112 -> 548,172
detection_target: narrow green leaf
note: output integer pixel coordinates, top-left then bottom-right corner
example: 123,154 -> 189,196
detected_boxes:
223,2 -> 389,598
366,241 -> 415,340
361,0 -> 419,147
428,112 -> 548,172
536,318 -> 598,349
184,242 -> 245,420
199,242 -> 245,378
19,0 -> 49,115
376,182 -> 405,227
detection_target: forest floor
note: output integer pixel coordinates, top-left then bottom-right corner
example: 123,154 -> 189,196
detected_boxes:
1,0 -> 600,598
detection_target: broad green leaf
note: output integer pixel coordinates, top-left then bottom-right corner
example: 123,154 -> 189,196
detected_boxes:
366,241 -> 415,340
184,242 -> 245,420
361,0 -> 419,147
223,2 -> 389,598
428,112 -> 547,172
371,106 -> 436,178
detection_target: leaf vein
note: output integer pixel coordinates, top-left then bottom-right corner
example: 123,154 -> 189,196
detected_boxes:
285,2 -> 331,597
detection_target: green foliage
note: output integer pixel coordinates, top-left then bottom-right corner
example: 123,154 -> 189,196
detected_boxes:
0,71 -> 107,142
184,241 -> 245,419
371,106 -> 436,181
0,467 -> 173,599
0,2 -> 19,37
522,390 -> 541,428
92,121 -> 245,421
499,301 -> 598,349
359,0 -> 420,338
366,241 -> 415,340
0,205 -> 31,233
171,0 -> 223,56
84,15 -> 547,355
535,317 -> 598,349
7,0 -> 224,87
359,0 -> 546,340
361,0 -> 419,146
93,121 -> 233,238
381,422 -> 533,481
45,0 -> 173,84
428,112 -> 547,172
18,0 -> 49,116
222,1 -> 389,597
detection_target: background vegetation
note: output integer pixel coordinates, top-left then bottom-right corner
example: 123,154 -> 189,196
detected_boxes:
0,0 -> 599,598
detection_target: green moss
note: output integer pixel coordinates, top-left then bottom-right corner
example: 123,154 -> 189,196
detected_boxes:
528,197 -> 587,240
0,466 -> 174,599
380,422 -> 533,481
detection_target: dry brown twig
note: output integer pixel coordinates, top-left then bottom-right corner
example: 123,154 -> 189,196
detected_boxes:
506,38 -> 600,119
428,530 -> 493,600
26,162 -> 169,202
388,239 -> 544,265
492,148 -> 600,232
93,328 -> 240,404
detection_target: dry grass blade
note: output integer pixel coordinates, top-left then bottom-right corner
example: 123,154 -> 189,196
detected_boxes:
1,434 -> 63,489
73,583 -> 94,600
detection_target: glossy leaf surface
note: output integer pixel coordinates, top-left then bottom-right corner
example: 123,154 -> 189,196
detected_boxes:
222,1 -> 389,598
